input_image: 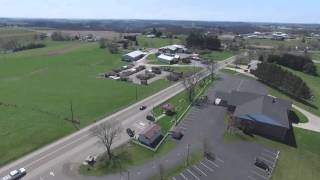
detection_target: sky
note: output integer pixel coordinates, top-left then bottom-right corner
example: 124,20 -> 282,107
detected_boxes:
0,0 -> 319,24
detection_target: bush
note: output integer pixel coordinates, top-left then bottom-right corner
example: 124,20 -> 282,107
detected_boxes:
12,43 -> 46,52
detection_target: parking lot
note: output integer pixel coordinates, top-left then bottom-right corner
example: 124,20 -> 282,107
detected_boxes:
173,156 -> 225,180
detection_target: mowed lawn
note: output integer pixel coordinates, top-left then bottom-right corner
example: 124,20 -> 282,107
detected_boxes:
137,35 -> 182,48
0,41 -> 172,166
268,64 -> 320,116
202,51 -> 233,61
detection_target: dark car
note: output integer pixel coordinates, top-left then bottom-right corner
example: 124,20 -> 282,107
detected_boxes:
1,168 -> 26,180
255,158 -> 270,172
139,106 -> 147,110
126,128 -> 135,137
146,115 -> 155,121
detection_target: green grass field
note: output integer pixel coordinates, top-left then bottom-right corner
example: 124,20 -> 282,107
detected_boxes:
137,35 -> 182,48
245,38 -> 304,49
202,51 -> 233,61
0,41 -> 173,166
225,128 -> 320,180
311,52 -> 320,60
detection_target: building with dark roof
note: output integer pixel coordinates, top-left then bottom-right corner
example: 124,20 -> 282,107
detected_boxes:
216,91 -> 292,141
138,124 -> 162,148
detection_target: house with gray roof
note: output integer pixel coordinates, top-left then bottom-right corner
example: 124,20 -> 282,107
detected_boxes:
122,50 -> 147,62
216,91 -> 292,141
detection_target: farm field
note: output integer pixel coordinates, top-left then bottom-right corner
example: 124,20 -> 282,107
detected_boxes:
0,41 -> 173,166
245,38 -> 304,49
137,35 -> 182,48
202,51 -> 233,61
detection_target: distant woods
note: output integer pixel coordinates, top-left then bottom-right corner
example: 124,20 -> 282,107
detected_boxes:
252,62 -> 312,100
51,32 -> 72,41
186,32 -> 221,50
267,53 -> 317,76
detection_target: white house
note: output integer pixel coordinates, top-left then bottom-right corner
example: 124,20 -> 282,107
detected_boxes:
159,44 -> 187,54
122,50 -> 147,62
157,54 -> 176,64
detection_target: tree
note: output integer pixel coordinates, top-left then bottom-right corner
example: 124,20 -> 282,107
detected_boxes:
206,61 -> 218,81
107,42 -> 119,54
182,72 -> 201,103
90,121 -> 123,161
99,38 -> 107,49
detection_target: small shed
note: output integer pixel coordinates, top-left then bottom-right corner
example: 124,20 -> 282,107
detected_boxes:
138,124 -> 162,148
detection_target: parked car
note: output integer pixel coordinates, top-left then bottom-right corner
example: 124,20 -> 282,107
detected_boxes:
255,158 -> 270,172
126,128 -> 135,137
146,115 -> 155,121
84,155 -> 97,166
139,106 -> 147,110
1,168 -> 26,180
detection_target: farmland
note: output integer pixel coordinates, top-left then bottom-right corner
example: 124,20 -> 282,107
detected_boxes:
202,51 -> 233,61
137,35 -> 182,48
0,41 -> 173,165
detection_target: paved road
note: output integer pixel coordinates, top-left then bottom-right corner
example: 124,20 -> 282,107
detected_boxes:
0,57 -> 235,180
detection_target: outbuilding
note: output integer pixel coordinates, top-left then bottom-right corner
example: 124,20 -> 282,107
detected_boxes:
138,124 -> 162,148
122,50 -> 146,62
157,54 -> 176,64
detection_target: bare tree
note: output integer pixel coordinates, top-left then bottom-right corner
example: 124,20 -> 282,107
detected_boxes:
205,61 -> 218,81
90,121 -> 123,161
182,72 -> 201,103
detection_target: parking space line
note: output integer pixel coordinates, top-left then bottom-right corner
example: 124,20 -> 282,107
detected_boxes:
187,169 -> 200,180
252,170 -> 268,180
200,162 -> 214,172
253,166 -> 268,173
263,149 -> 277,156
193,165 -> 207,176
248,176 -> 256,180
261,152 -> 277,160
180,172 -> 188,180
217,157 -> 224,163
259,156 -> 275,165
205,158 -> 219,168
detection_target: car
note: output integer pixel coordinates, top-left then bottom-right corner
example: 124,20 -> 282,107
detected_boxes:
139,106 -> 147,110
1,168 -> 26,180
126,128 -> 135,137
255,158 -> 270,172
146,115 -> 155,121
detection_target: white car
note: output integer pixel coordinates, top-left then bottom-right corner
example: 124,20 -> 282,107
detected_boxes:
1,168 -> 26,180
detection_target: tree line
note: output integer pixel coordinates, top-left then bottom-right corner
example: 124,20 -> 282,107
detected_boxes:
186,32 -> 221,50
252,62 -> 312,100
267,53 -> 317,76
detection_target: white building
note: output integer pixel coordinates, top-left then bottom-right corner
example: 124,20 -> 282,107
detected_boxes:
159,44 -> 187,54
157,54 -> 176,64
122,50 -> 147,62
